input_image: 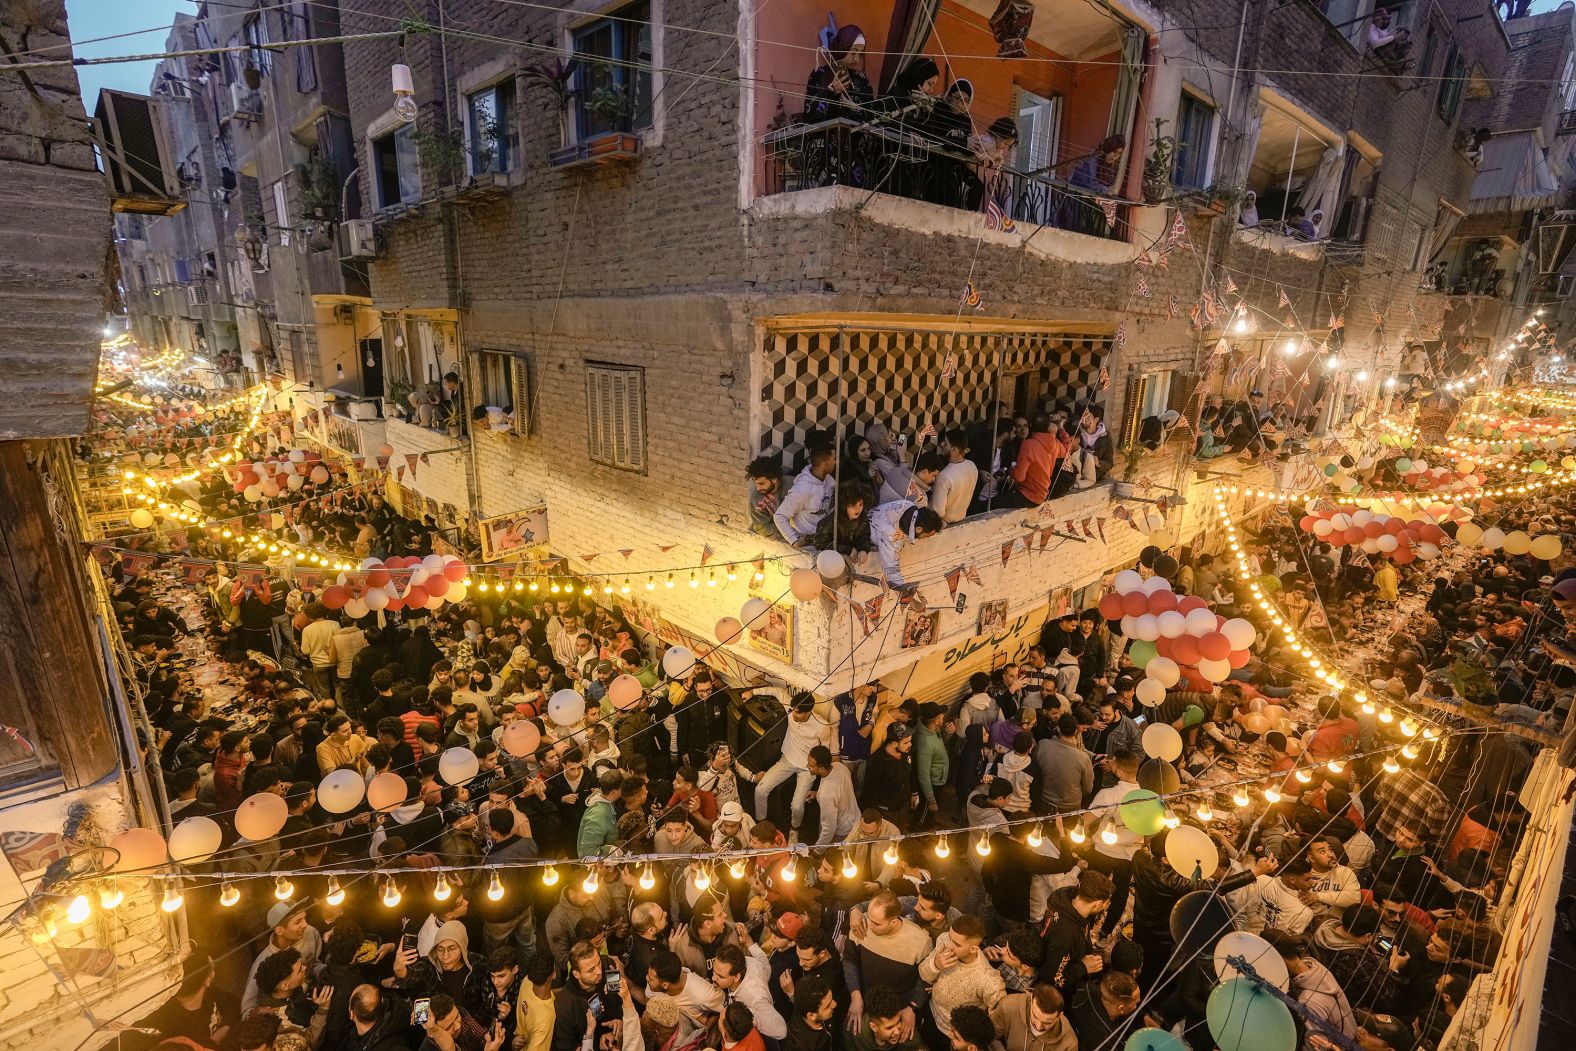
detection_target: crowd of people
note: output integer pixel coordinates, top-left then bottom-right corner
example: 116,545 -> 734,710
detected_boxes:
88,391 -> 1576,1051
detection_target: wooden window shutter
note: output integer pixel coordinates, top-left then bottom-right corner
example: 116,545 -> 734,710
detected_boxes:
511,355 -> 530,435
586,365 -> 644,470
1168,372 -> 1197,427
1121,372 -> 1149,447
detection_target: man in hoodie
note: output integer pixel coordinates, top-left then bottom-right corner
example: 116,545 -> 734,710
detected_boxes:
1063,404 -> 1112,489
997,732 -> 1037,818
754,694 -> 837,840
919,915 -> 1004,1042
1036,870 -> 1112,994
955,673 -> 998,742
1306,835 -> 1362,921
912,703 -> 951,828
774,443 -> 836,547
575,768 -> 623,858
1312,903 -> 1388,994
982,823 -> 1082,931
868,501 -> 944,590
878,450 -> 946,508
1009,414 -> 1071,507
1067,972 -> 1140,1049
1264,930 -> 1357,1049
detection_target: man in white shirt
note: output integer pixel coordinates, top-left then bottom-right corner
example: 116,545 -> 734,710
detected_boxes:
868,501 -> 945,589
928,429 -> 979,524
644,948 -> 725,1038
1306,836 -> 1361,920
298,603 -> 338,699
1084,750 -> 1142,937
806,746 -> 860,846
773,445 -> 836,546
711,942 -> 787,1039
1247,858 -> 1317,935
752,695 -> 836,840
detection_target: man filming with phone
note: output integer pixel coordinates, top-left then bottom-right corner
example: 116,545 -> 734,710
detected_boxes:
415,991 -> 505,1051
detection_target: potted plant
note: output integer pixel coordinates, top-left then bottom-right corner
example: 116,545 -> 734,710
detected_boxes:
1198,182 -> 1247,215
412,126 -> 467,192
523,56 -> 576,149
551,61 -> 641,168
1142,118 -> 1175,205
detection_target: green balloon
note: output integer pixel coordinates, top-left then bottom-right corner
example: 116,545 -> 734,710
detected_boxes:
1119,789 -> 1167,835
1207,978 -> 1297,1051
1379,434 -> 1395,447
1128,640 -> 1158,669
1398,435 -> 1413,449
1523,441 -> 1536,453
1532,459 -> 1549,473
1395,458 -> 1413,473
1125,1029 -> 1187,1051
1323,462 -> 1339,477
1183,703 -> 1207,727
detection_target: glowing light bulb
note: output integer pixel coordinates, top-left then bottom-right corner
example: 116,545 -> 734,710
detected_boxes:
382,879 -> 401,908
1378,708 -> 1394,724
434,874 -> 452,901
729,860 -> 747,880
665,575 -> 675,589
325,878 -> 345,907
1069,822 -> 1086,844
1027,824 -> 1044,848
637,865 -> 655,891
1263,786 -> 1282,804
542,866 -> 560,886
161,885 -> 185,913
975,833 -> 992,857
1400,719 -> 1418,737
1295,768 -> 1313,783
693,867 -> 712,892
1195,802 -> 1213,822
1163,811 -> 1181,829
98,882 -> 124,910
1382,756 -> 1401,774
219,882 -> 240,907
1099,821 -> 1118,846
65,895 -> 92,925
583,870 -> 600,895
1401,743 -> 1419,760
273,876 -> 294,901
486,871 -> 504,901
841,855 -> 858,879
1233,789 -> 1251,809
781,856 -> 798,881
882,842 -> 900,866
1361,700 -> 1376,715
1422,726 -> 1440,740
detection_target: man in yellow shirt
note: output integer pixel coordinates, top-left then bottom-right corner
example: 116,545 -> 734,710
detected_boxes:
1372,555 -> 1399,603
513,951 -> 555,1051
315,713 -> 371,775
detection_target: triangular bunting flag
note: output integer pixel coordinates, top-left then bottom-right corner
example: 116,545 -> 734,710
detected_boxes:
963,563 -> 982,587
1001,540 -> 1015,567
945,568 -> 963,600
405,453 -> 420,477
620,549 -> 635,559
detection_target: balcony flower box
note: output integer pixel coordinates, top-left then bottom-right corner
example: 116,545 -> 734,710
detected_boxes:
549,132 -> 641,170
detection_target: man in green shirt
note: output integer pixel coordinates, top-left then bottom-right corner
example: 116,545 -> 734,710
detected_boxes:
912,702 -> 950,827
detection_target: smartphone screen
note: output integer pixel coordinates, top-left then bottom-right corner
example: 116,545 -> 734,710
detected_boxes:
399,933 -> 416,955
413,997 -> 431,1025
1378,937 -> 1394,953
605,969 -> 622,995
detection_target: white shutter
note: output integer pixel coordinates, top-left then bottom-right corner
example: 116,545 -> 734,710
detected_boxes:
1016,89 -> 1061,174
586,365 -> 645,470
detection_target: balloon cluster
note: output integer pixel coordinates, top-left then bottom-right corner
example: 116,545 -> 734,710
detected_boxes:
1454,521 -> 1564,559
1296,506 -> 1449,564
1098,571 -> 1257,692
226,449 -> 336,502
319,554 -> 470,618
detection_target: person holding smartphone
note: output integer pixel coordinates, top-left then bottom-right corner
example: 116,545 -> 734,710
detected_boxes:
416,991 -> 505,1051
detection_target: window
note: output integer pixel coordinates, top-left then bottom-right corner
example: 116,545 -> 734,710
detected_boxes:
586,364 -> 646,470
284,2 -> 316,93
572,1 -> 653,140
1121,371 -> 1172,447
1416,27 -> 1438,79
1172,93 -> 1215,188
466,80 -> 517,175
1317,0 -> 1372,47
243,16 -> 271,78
1437,45 -> 1466,122
271,179 -> 291,246
372,126 -> 421,208
1561,52 -> 1576,111
475,350 -> 530,435
1015,89 -> 1061,174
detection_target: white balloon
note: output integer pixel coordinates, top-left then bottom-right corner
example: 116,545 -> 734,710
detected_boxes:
1416,542 -> 1440,560
1312,520 -> 1334,537
364,588 -> 390,611
1131,614 -> 1162,642
1481,527 -> 1506,550
438,746 -> 480,785
740,598 -> 770,625
548,689 -> 587,727
408,565 -> 429,588
1214,931 -> 1291,991
1142,722 -> 1184,762
1146,656 -> 1182,687
422,554 -> 447,574
815,550 -> 847,579
1142,576 -> 1173,595
1351,509 -> 1373,526
1164,824 -> 1219,880
168,817 -> 222,864
447,583 -> 468,603
318,769 -> 366,813
1220,618 -> 1256,650
1330,514 -> 1351,531
1197,657 -> 1232,682
662,646 -> 698,679
1136,677 -> 1167,705
1184,608 -> 1218,636
343,597 -> 369,619
1360,537 -> 1381,554
360,557 -> 383,570
1376,534 -> 1399,553
1157,610 -> 1188,639
1120,615 -> 1139,637
1114,570 -> 1144,595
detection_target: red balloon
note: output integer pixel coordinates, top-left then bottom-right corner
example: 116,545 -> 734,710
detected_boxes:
232,481 -> 248,494
1099,593 -> 1126,620
236,469 -> 259,487
1148,590 -> 1179,615
1181,668 -> 1213,692
1383,518 -> 1406,535
1344,527 -> 1365,544
1420,524 -> 1446,543
1363,521 -> 1384,538
443,560 -> 469,583
1227,648 -> 1252,669
424,574 -> 451,598
1215,614 -> 1227,629
1178,596 -> 1209,614
321,585 -> 348,610
1299,515 -> 1318,532
384,594 -> 405,612
1121,591 -> 1149,618
384,555 -> 409,569
366,569 -> 391,588
1172,634 -> 1202,665
1393,547 -> 1417,564
404,584 -> 428,607
1155,635 -> 1175,658
1198,632 -> 1232,661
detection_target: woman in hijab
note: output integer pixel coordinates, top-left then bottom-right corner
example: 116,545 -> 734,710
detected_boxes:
1239,189 -> 1260,226
879,57 -> 944,197
805,25 -> 874,122
1068,134 -> 1127,233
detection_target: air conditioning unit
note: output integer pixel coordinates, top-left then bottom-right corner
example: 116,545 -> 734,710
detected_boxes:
229,83 -> 262,123
187,284 -> 209,307
338,219 -> 378,260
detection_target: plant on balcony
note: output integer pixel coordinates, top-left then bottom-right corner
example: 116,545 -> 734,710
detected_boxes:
295,148 -> 339,221
1198,182 -> 1248,215
1120,442 -> 1146,482
1142,118 -> 1175,204
522,56 -> 576,148
583,65 -> 631,129
412,126 -> 468,189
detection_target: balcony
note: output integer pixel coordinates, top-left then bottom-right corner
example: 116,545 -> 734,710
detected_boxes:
1559,110 -> 1576,136
761,119 -> 1133,244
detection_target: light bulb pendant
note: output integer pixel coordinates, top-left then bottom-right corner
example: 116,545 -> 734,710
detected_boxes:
934,837 -> 951,859
781,856 -> 798,882
382,879 -> 401,908
487,871 -> 505,901
1026,824 -> 1044,848
274,876 -> 294,901
434,874 -> 452,901
542,865 -> 560,886
219,882 -> 240,908
841,855 -> 858,879
325,878 -> 345,907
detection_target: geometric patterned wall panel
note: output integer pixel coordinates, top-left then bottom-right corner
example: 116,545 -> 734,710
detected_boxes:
757,325 -> 1110,462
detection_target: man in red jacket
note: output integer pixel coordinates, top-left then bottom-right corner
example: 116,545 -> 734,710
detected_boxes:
1009,414 -> 1071,506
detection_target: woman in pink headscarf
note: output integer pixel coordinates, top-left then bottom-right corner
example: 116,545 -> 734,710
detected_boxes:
805,24 -> 873,121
